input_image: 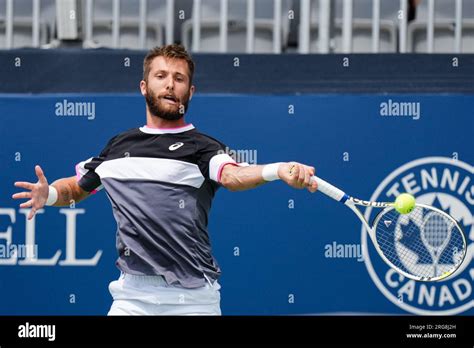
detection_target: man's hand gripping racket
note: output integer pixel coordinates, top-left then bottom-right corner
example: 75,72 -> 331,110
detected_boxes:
310,176 -> 467,282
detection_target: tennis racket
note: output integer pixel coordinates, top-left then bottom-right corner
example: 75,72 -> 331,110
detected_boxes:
311,176 -> 467,282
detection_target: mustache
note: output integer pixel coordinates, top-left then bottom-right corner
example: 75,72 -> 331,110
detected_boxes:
158,93 -> 179,103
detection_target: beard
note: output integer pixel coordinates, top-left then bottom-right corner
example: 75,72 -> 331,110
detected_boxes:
145,85 -> 191,121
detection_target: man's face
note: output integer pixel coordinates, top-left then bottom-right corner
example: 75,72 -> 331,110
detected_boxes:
140,56 -> 194,121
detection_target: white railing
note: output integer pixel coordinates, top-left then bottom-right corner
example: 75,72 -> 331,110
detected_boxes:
341,0 -> 353,53
112,0 -> 120,47
5,0 -> 13,48
32,0 -> 40,46
427,0 -> 434,52
399,0 -> 408,52
83,0 -> 173,49
4,0 -> 44,48
371,0 -> 380,52
298,0 -> 311,53
246,0 -> 255,52
297,0 -> 469,54
0,0 -> 471,53
190,0 -> 286,53
454,0 -> 463,52
191,0 -> 201,51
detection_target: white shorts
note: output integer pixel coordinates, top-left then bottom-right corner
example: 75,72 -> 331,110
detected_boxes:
107,273 -> 221,316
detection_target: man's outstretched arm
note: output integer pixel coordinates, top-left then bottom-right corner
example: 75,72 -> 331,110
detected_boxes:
220,162 -> 318,192
12,165 -> 90,220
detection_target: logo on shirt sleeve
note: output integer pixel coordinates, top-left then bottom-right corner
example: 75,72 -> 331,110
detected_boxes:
169,142 -> 184,151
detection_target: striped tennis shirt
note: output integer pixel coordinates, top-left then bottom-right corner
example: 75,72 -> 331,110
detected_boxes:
76,124 -> 245,288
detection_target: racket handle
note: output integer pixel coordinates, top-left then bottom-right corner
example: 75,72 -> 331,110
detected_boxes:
310,176 -> 348,203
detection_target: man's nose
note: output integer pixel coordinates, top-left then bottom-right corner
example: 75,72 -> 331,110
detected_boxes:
165,76 -> 174,90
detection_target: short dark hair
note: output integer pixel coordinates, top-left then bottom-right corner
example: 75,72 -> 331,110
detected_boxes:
143,44 -> 195,84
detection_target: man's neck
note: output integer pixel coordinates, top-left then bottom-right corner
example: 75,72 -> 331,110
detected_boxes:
146,112 -> 187,129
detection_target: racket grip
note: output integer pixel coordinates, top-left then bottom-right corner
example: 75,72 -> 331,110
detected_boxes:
310,176 -> 347,202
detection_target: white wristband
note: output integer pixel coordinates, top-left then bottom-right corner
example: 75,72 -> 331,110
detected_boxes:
45,186 -> 58,206
262,163 -> 282,181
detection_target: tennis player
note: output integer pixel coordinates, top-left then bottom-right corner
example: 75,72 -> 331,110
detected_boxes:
12,44 -> 317,315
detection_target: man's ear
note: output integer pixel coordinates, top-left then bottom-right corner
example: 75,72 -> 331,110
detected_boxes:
189,85 -> 195,101
140,80 -> 147,96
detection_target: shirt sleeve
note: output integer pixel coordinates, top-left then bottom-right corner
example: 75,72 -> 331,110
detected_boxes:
197,136 -> 249,184
76,136 -> 117,193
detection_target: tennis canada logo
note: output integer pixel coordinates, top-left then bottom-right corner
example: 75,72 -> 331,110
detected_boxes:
363,157 -> 473,315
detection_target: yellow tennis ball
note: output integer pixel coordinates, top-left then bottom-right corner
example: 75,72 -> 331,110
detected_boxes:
394,193 -> 416,214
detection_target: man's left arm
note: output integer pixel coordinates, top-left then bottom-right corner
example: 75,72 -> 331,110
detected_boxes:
220,162 -> 318,193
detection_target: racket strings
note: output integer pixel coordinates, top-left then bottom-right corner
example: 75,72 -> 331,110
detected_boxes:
423,214 -> 449,248
373,206 -> 465,279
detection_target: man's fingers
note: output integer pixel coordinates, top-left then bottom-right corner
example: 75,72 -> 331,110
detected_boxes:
309,168 -> 318,192
287,162 -> 317,191
14,181 -> 34,190
307,179 -> 318,193
288,164 -> 294,175
289,163 -> 300,182
297,164 -> 305,185
27,208 -> 36,220
303,167 -> 311,187
12,192 -> 32,200
20,200 -> 33,208
35,165 -> 47,183
289,163 -> 298,177
289,163 -> 310,188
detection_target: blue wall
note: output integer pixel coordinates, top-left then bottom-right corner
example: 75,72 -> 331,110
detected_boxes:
0,93 -> 473,315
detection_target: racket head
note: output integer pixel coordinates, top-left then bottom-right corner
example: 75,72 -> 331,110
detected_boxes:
370,203 -> 467,282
